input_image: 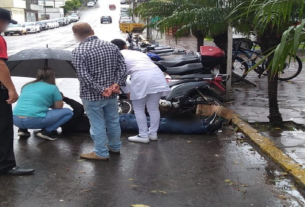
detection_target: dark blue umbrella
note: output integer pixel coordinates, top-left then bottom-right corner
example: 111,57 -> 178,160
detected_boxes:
6,48 -> 76,78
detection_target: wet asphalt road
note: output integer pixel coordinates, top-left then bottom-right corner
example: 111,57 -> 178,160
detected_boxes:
1,128 -> 305,207
4,0 -> 126,56
1,2 -> 305,207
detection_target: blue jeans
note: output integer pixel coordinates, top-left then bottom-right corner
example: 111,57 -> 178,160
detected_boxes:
13,108 -> 73,133
82,98 -> 121,158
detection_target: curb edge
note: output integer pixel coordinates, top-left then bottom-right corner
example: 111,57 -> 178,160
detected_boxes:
231,113 -> 305,189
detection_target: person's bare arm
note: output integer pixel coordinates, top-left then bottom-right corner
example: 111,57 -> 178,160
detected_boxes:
0,59 -> 18,104
52,100 -> 64,109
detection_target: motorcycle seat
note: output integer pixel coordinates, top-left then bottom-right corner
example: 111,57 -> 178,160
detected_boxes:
168,79 -> 205,87
149,49 -> 175,54
159,58 -> 200,67
166,63 -> 204,75
153,46 -> 172,50
176,74 -> 215,79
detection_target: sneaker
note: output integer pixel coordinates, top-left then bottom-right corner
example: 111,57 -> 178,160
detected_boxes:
36,130 -> 58,141
18,128 -> 31,137
203,112 -> 217,125
206,120 -> 224,134
128,135 -> 150,144
80,152 -> 109,160
148,134 -> 158,141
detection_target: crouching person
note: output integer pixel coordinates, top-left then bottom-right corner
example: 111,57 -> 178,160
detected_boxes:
13,67 -> 73,141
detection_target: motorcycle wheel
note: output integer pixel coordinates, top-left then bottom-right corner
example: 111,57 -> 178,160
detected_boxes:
118,100 -> 133,114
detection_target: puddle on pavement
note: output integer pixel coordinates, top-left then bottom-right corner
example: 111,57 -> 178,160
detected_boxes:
265,165 -> 305,207
225,126 -> 305,206
249,122 -> 305,167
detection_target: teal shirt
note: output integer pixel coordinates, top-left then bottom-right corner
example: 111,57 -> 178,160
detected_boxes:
13,82 -> 63,118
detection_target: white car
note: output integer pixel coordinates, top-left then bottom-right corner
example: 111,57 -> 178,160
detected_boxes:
52,20 -> 59,28
24,22 -> 40,33
69,15 -> 79,22
87,1 -> 95,7
4,24 -> 27,36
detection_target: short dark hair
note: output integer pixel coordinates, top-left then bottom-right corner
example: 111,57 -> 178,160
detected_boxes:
111,39 -> 126,50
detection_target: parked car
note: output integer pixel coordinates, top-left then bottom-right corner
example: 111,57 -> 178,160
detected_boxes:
53,20 -> 59,28
120,0 -> 127,4
56,18 -> 66,26
100,16 -> 112,24
120,19 -> 133,23
71,12 -> 80,19
87,1 -> 95,7
4,23 -> 27,36
43,20 -> 54,29
109,4 -> 116,10
69,14 -> 79,22
24,22 -> 41,33
120,13 -> 130,18
37,21 -> 48,30
64,17 -> 70,25
121,8 -> 129,12
120,15 -> 131,22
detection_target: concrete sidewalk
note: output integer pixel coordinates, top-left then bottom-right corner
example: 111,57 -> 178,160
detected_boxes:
152,34 -> 305,184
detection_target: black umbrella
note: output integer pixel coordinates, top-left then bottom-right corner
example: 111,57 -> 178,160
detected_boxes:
6,48 -> 77,78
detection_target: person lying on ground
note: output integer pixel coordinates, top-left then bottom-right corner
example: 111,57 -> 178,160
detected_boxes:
111,39 -> 171,144
18,97 -> 223,136
13,67 -> 73,141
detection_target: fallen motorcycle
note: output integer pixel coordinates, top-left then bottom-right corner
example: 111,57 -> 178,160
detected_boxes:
118,73 -> 227,116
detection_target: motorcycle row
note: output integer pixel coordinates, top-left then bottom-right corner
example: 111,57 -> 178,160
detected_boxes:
119,33 -> 229,116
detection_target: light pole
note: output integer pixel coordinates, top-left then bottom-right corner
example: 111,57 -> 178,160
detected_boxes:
44,0 -> 47,19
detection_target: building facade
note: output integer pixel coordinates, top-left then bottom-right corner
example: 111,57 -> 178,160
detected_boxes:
25,0 -> 43,22
0,0 -> 26,23
38,0 -> 66,8
0,0 -> 43,23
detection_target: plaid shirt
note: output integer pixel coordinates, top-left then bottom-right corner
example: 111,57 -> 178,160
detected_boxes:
72,36 -> 127,101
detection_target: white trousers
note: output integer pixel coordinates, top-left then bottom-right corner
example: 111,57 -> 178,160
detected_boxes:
132,92 -> 163,137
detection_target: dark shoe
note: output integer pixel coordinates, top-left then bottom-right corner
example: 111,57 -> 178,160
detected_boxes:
108,146 -> 120,154
6,166 -> 34,176
203,112 -> 217,125
36,130 -> 58,141
206,120 -> 223,134
18,128 -> 31,137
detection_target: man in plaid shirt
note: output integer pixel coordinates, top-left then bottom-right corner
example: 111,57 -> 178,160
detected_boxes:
72,23 -> 127,160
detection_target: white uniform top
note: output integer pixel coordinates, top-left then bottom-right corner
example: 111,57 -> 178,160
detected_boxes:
121,50 -> 171,100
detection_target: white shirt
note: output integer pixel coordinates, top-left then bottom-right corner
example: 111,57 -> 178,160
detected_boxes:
120,50 -> 170,100
121,50 -> 161,73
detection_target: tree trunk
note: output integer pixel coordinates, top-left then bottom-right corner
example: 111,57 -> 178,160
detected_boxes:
267,69 -> 283,126
212,32 -> 228,74
259,32 -> 283,127
192,29 -> 204,52
196,35 -> 204,52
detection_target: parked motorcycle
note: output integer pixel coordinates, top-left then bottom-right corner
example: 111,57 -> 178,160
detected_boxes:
118,46 -> 228,115
159,46 -> 225,77
118,73 -> 227,115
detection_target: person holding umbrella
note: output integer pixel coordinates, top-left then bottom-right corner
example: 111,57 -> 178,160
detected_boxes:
0,8 -> 34,176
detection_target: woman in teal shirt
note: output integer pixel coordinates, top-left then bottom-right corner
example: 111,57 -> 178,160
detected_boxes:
13,67 -> 73,141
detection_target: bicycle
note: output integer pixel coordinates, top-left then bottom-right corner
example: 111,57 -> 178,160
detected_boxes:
232,38 -> 302,82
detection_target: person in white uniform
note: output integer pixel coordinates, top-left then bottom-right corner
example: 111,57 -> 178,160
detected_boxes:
111,39 -> 171,144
